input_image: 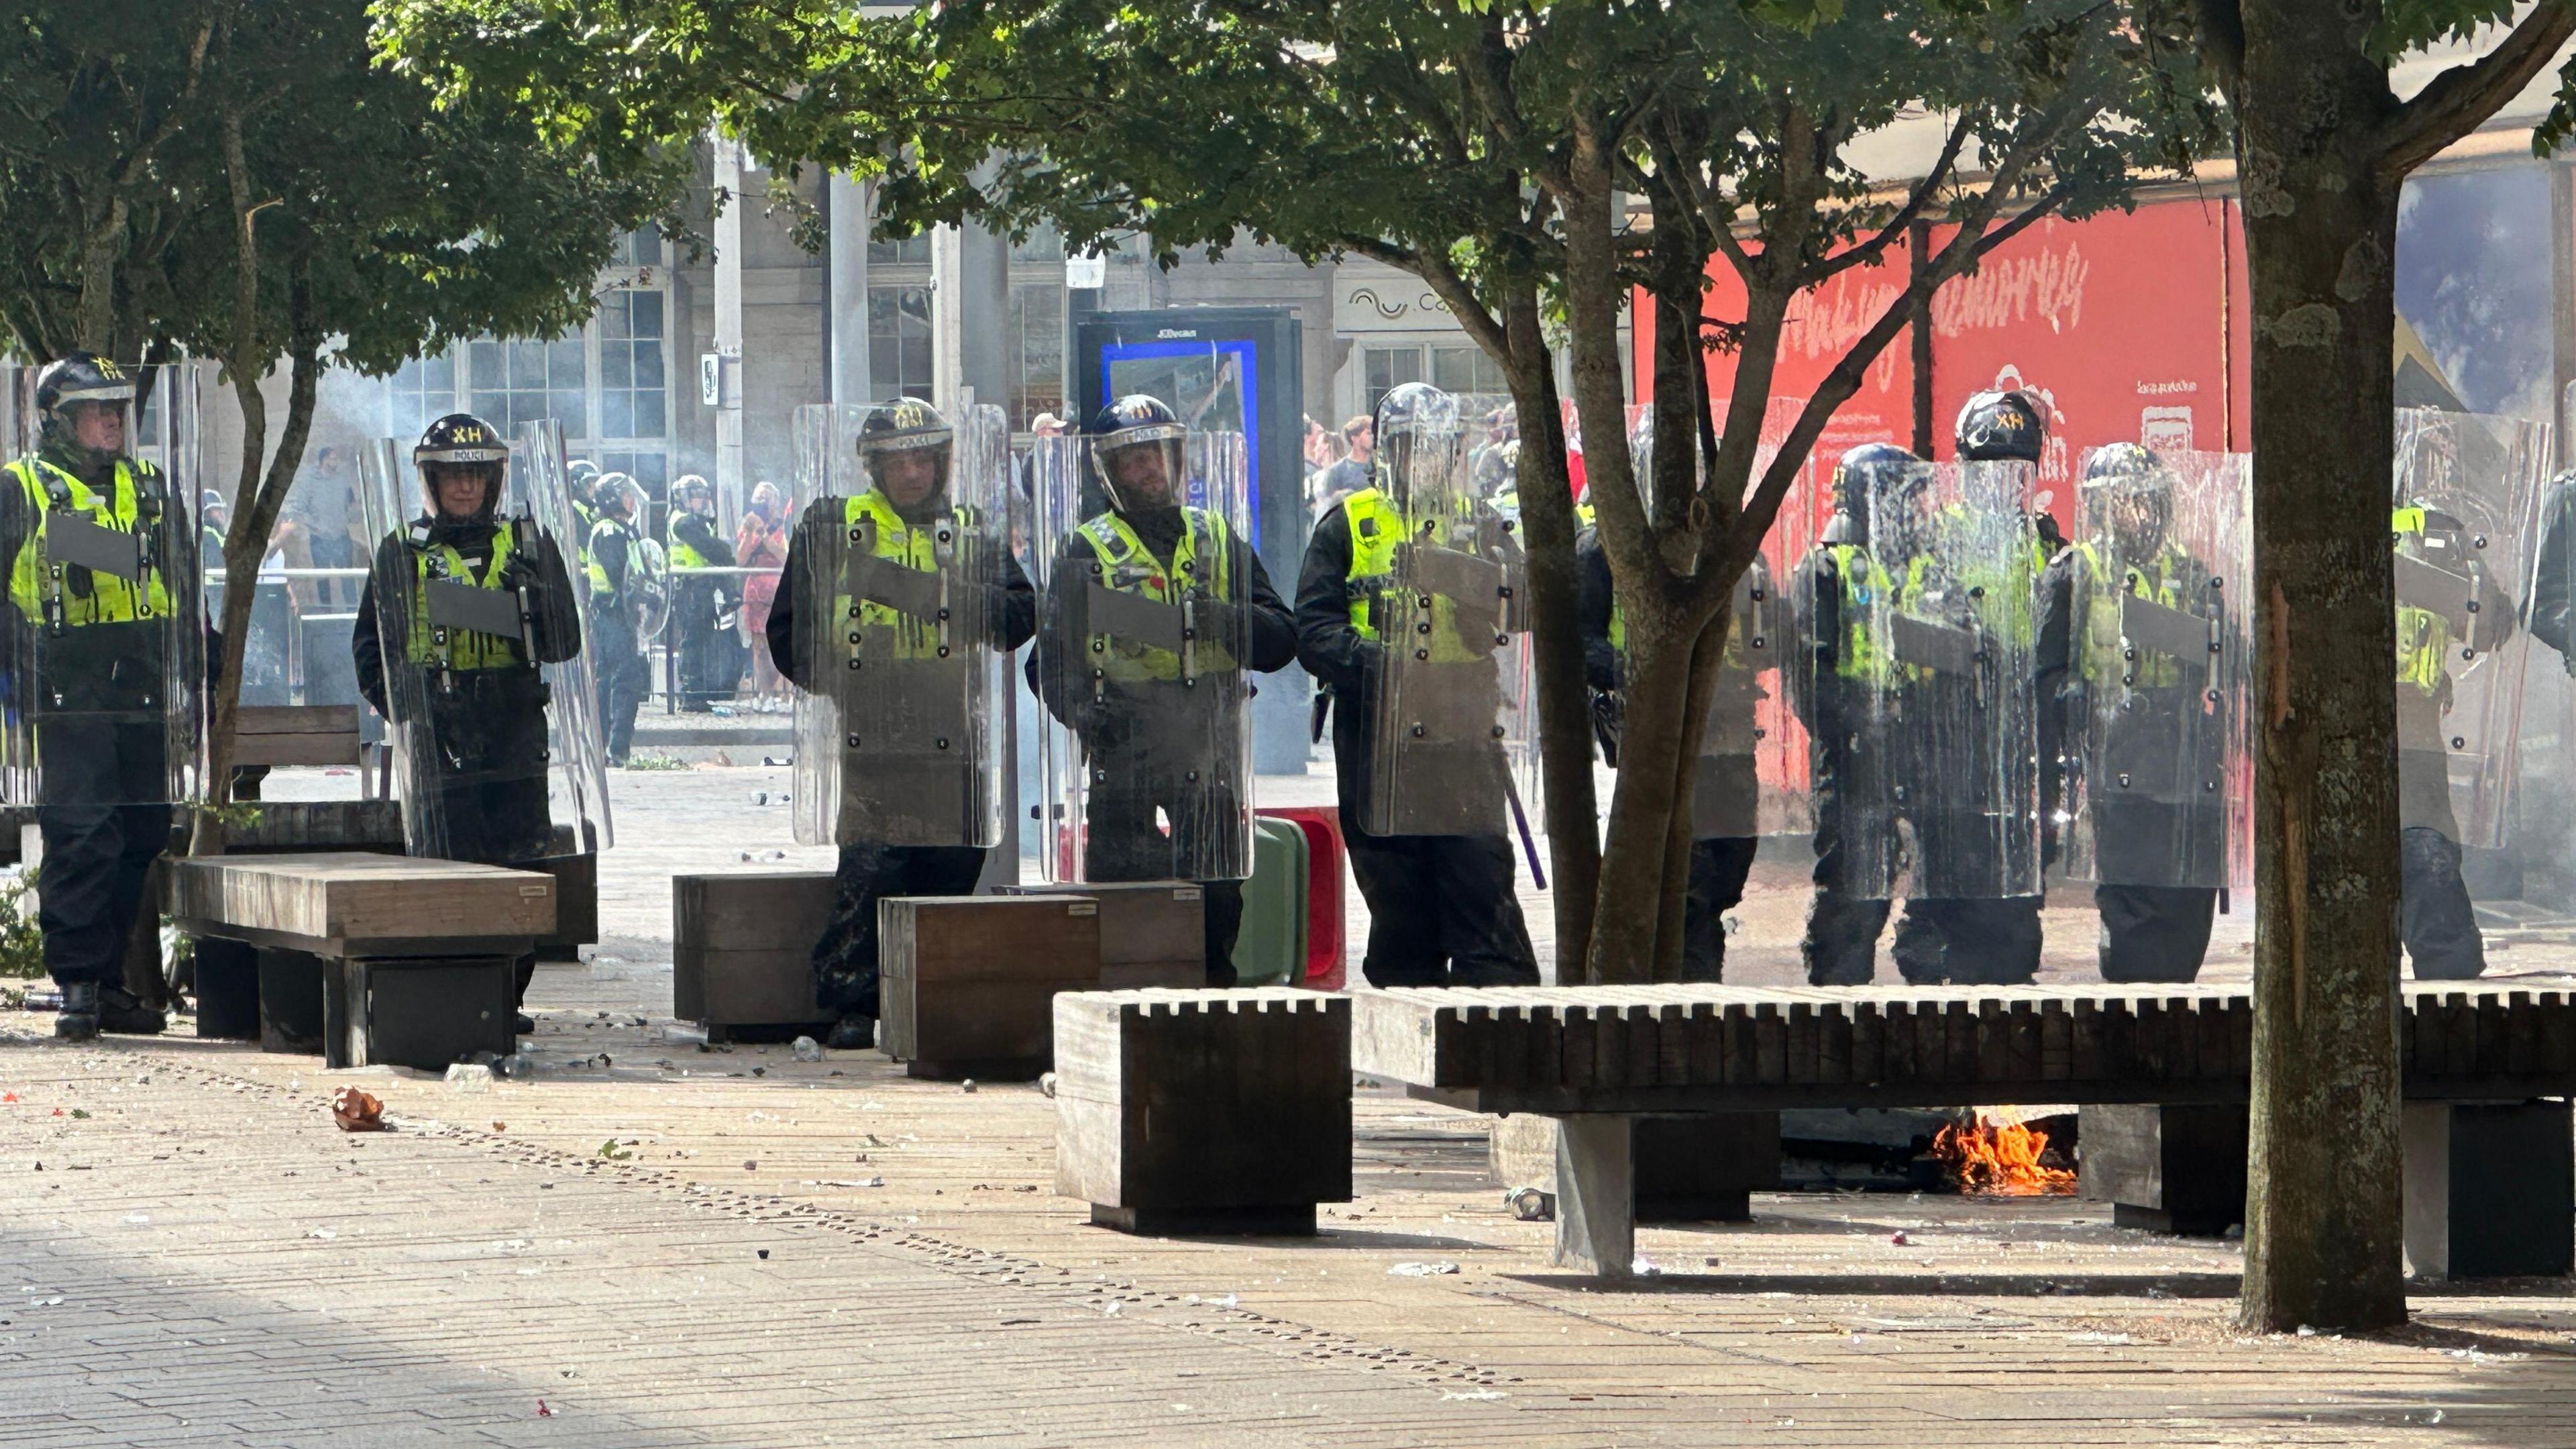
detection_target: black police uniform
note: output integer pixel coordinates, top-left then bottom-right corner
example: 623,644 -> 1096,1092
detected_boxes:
669,504 -> 745,708
766,516 -> 1035,1025
1293,506 -> 1540,989
1574,527 -> 1766,979
1788,458 -> 2043,986
2033,532 -> 2224,981
1030,501 -> 1297,977
352,505 -> 582,1006
0,439 -> 189,1018
587,511 -> 655,761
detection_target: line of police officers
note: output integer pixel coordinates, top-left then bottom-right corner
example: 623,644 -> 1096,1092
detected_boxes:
14,350 -> 2558,1045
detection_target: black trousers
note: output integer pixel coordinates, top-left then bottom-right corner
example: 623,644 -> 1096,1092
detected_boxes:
2095,883 -> 2218,983
1339,802 -> 1539,989
676,616 -> 742,706
2402,825 -> 2485,979
38,721 -> 171,989
810,842 -> 992,1018
1682,837 -> 1760,983
1081,764 -> 1248,981
594,631 -> 650,759
1803,761 -> 2041,986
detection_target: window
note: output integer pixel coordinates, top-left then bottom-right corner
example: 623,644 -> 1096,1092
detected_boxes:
599,290 -> 667,441
1362,346 -> 1424,418
469,337 -> 586,436
867,232 -> 932,265
1010,223 -> 1064,266
1431,344 -> 1507,396
389,349 -> 459,441
613,228 -> 663,270
1009,279 -> 1065,430
376,260 -> 671,492
868,285 -> 936,401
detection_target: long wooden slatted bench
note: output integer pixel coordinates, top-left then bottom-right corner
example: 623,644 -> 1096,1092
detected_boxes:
1350,983 -> 2576,1277
171,852 -> 555,1071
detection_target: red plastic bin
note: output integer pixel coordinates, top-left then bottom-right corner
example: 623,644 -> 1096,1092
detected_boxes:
1255,806 -> 1348,991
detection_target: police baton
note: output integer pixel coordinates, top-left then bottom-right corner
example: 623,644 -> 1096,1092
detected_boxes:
1505,775 -> 1546,890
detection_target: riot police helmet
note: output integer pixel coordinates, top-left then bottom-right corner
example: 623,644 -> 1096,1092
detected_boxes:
672,474 -> 715,516
1372,381 -> 1460,507
36,352 -> 140,464
1829,443 -> 1929,551
1086,394 -> 1187,516
857,396 -> 953,517
414,413 -> 508,520
2080,443 -> 2173,559
594,471 -> 645,523
1954,388 -> 2047,463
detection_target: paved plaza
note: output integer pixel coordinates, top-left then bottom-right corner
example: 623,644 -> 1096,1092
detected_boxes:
6,765 -> 2576,1446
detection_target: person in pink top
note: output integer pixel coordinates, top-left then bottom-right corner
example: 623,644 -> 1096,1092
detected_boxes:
736,480 -> 790,706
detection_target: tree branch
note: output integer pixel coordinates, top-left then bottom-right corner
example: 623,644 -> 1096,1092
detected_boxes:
2380,4 -> 2576,178
1805,113 -> 1972,285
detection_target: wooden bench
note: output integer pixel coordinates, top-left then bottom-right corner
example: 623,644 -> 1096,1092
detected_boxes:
171,852 -> 555,1071
1349,983 -> 2576,1278
231,704 -> 364,770
1054,988 -> 1350,1234
879,895 -> 1101,1079
998,881 -> 1206,989
673,870 -> 839,1041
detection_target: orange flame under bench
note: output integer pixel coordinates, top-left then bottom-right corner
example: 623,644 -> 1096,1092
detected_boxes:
1931,1118 -> 2076,1195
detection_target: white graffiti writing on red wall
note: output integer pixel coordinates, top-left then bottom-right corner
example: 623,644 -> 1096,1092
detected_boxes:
1933,238 -> 2089,337
1780,273 -> 1906,390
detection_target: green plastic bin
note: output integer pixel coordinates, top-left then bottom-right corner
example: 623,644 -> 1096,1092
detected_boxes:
1229,815 -> 1309,986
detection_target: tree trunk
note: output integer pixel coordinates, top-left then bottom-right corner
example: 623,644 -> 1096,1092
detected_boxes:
1498,293 -> 1603,977
195,340 -> 321,857
2235,0 -> 2408,1332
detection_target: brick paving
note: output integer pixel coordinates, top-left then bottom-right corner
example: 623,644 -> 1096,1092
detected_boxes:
3,763 -> 2575,1444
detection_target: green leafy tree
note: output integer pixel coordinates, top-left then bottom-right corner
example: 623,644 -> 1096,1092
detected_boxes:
0,0 -> 690,845
2195,0 -> 2576,1332
382,0 -> 2213,981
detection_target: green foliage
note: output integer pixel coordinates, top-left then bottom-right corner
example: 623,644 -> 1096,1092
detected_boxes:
0,867 -> 43,979
619,753 -> 691,771
0,0 -> 694,374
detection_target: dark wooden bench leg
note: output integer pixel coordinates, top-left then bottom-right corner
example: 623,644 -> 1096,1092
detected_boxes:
1551,1115 -> 1635,1277
257,949 -> 328,1056
2078,1104 -> 2247,1236
1636,1113 -> 1781,1223
2404,1099 -> 2573,1279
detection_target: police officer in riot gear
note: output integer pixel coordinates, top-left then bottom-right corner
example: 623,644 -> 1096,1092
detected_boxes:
2393,499 -> 2515,978
666,474 -> 744,709
1790,433 -> 2045,985
1294,380 -> 1540,987
2036,443 -> 2233,980
769,398 -> 1034,1049
2,352 -> 200,1040
585,473 -> 659,763
353,413 -> 583,1028
1031,396 -> 1297,975
1577,415 -> 1785,979
1790,443 -> 1919,982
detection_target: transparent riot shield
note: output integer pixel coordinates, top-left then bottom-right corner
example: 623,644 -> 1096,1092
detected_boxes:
1620,407 -> 1788,841
0,362 -> 205,810
1361,387 -> 1536,838
1028,427 -> 1254,882
357,423 -> 608,865
1851,458 -> 2043,898
788,400 -> 1013,849
2392,407 -> 2546,849
2061,449 -> 2249,890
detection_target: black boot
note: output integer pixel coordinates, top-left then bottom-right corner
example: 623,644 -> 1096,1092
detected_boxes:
55,981 -> 99,1042
824,1014 -> 876,1051
96,986 -> 166,1036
